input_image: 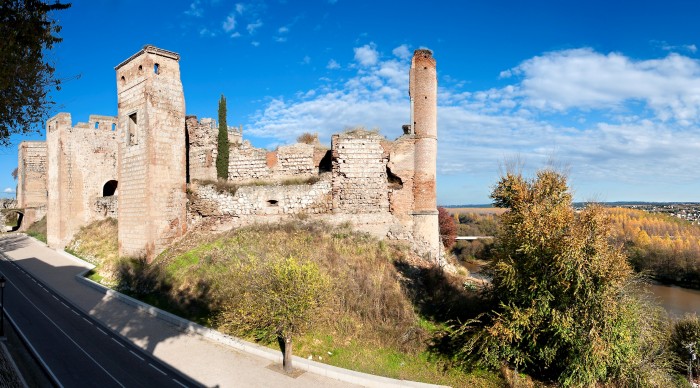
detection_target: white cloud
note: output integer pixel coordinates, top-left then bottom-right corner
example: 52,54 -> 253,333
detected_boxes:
236,3 -> 245,14
223,15 -> 236,32
231,31 -> 241,38
327,59 -> 340,69
278,26 -> 289,34
655,40 -> 698,53
392,44 -> 411,60
199,28 -> 216,37
185,0 -> 203,17
3,188 -> 14,194
506,48 -> 700,123
353,43 -> 379,67
247,20 -> 263,34
275,36 -> 287,43
247,46 -> 700,203
251,41 -> 260,47
301,55 -> 311,65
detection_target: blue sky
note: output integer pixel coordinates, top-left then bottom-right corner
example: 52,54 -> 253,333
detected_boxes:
3,0 -> 700,205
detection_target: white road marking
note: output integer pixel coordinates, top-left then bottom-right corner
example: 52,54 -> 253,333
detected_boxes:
96,327 -> 107,335
149,363 -> 167,376
52,295 -> 59,301
111,338 -> 125,348
82,317 -> 93,325
60,302 -> 69,308
5,277 -> 126,387
129,350 -> 144,361
173,379 -> 188,387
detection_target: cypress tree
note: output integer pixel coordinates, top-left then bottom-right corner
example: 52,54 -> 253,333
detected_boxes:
216,94 -> 229,180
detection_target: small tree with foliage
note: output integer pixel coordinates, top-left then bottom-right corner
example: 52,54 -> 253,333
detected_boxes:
458,168 -> 673,386
438,206 -> 456,250
228,256 -> 330,373
296,132 -> 317,145
0,0 -> 71,146
216,94 -> 229,180
11,167 -> 18,180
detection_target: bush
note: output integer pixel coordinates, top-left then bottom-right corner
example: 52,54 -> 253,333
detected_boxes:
296,132 -> 318,145
670,314 -> 700,377
438,207 -> 456,250
458,169 -> 674,386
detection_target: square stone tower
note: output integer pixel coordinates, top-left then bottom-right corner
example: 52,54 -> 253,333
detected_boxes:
115,46 -> 187,261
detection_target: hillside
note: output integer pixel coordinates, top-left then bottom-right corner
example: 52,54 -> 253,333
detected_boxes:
66,218 -> 501,387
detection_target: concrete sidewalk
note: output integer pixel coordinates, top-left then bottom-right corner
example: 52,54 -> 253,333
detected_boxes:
0,234 -> 356,388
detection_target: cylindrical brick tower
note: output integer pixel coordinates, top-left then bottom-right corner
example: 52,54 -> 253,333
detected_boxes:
410,49 -> 439,258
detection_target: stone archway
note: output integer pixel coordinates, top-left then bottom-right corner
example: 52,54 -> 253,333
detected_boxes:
102,180 -> 118,197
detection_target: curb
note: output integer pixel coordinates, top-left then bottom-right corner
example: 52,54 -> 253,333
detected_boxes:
74,273 -> 445,388
13,235 -> 446,388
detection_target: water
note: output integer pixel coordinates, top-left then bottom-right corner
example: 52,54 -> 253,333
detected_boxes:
465,261 -> 700,318
648,282 -> 700,318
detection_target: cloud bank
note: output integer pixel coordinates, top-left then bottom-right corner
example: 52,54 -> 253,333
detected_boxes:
247,45 -> 700,203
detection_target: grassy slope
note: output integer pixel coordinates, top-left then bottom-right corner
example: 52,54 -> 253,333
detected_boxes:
68,219 -> 501,387
24,215 -> 47,243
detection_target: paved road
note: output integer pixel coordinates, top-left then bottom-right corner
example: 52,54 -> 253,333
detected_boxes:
0,234 -> 356,387
0,256 -> 200,387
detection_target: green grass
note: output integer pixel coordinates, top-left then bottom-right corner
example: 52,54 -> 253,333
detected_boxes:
25,215 -> 47,243
74,220 -> 503,386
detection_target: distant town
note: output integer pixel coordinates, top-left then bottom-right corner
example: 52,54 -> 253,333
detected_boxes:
447,202 -> 700,224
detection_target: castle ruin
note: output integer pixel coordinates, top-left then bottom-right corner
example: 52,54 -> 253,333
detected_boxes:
16,46 -> 440,261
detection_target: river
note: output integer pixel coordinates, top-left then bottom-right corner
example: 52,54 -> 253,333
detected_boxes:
466,262 -> 700,317
648,283 -> 700,318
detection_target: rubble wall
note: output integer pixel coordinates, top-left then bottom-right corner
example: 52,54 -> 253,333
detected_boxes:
331,131 -> 389,213
186,116 -> 217,182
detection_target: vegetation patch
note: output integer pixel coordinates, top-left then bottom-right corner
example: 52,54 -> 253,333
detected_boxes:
25,215 -> 47,243
81,220 -> 500,385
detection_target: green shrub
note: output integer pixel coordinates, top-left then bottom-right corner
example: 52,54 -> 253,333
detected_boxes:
670,314 -> 700,377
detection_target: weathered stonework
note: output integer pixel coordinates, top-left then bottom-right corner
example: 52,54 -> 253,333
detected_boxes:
46,113 -> 119,248
331,131 -> 389,213
186,116 -> 218,182
17,142 -> 47,208
115,45 -> 187,262
18,47 -> 440,260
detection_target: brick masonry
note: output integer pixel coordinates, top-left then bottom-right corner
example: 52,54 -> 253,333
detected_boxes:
18,47 -> 439,259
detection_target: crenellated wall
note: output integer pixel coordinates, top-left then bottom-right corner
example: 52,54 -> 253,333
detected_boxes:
21,47 -> 440,260
46,113 -> 119,248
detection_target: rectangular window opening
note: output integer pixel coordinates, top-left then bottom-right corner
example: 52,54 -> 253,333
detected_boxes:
128,113 -> 138,145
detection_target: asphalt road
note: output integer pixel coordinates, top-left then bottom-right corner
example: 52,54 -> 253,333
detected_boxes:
0,257 -> 202,388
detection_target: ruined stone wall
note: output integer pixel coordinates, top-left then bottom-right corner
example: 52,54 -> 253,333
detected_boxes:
331,131 -> 389,213
228,142 -> 317,183
386,136 -> 416,228
116,45 -> 187,261
186,116 -> 217,182
94,196 -> 118,218
46,113 -> 119,248
17,141 -> 47,208
189,175 -> 331,219
228,141 -> 271,181
276,143 -> 315,178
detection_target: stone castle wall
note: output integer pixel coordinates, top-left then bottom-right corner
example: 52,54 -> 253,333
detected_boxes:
331,131 -> 390,213
116,45 -> 187,261
46,113 -> 119,248
186,116 -> 218,182
20,47 -> 439,259
17,141 -> 47,208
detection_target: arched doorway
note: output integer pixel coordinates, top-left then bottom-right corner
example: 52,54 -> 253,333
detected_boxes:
103,180 -> 118,196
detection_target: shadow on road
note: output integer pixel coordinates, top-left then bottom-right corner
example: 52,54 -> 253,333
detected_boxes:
0,233 -> 204,386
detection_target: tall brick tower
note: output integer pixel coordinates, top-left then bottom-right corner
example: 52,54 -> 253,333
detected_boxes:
410,49 -> 439,257
115,46 -> 187,262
